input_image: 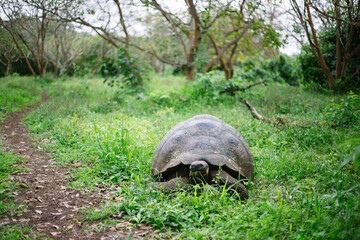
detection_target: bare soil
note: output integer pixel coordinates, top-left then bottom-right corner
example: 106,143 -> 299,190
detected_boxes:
0,92 -> 160,239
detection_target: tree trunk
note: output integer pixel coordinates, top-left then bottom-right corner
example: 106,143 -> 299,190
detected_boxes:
335,0 -> 342,79
305,1 -> 335,90
224,65 -> 234,80
7,29 -> 37,77
185,65 -> 196,80
5,59 -> 12,76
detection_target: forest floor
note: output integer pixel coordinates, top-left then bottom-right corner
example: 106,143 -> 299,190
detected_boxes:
0,92 -> 159,240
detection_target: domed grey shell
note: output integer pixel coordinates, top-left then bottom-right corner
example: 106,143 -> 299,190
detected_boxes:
152,114 -> 254,180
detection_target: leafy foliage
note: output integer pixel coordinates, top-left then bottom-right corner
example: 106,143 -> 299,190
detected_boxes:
99,48 -> 145,87
298,22 -> 360,92
182,56 -> 301,101
325,92 -> 360,127
340,138 -> 360,172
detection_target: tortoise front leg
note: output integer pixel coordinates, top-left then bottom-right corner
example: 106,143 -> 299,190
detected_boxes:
209,169 -> 249,200
154,177 -> 190,193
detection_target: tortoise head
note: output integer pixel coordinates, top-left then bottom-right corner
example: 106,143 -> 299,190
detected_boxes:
189,160 -> 209,180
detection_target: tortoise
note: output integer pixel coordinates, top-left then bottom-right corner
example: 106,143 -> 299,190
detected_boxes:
152,114 -> 254,200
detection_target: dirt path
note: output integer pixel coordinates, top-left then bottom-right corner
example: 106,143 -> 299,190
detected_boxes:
0,92 -> 158,239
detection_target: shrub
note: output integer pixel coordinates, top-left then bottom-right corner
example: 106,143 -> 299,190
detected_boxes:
325,92 -> 360,127
99,48 -> 146,87
298,22 -> 360,92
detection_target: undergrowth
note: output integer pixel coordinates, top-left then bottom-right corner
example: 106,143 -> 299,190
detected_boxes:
0,150 -> 26,217
0,75 -> 49,239
0,75 -> 49,122
14,73 -> 360,239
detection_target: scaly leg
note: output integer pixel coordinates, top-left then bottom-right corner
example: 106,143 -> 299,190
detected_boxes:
209,169 -> 249,200
154,177 -> 190,193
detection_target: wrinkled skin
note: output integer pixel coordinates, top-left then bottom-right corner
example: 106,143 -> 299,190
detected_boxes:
154,161 -> 249,200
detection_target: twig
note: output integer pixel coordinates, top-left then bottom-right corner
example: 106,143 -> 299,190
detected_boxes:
241,99 -> 336,128
220,80 -> 267,94
179,96 -> 189,102
240,99 -> 275,124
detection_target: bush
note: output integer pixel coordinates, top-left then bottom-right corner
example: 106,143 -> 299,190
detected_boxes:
298,22 -> 360,92
237,55 -> 301,86
325,92 -> 360,127
99,48 -> 146,87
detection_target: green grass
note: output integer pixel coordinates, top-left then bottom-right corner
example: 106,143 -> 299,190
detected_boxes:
0,74 -> 49,122
0,75 -> 50,239
15,73 -> 360,239
0,150 -> 26,217
0,224 -> 39,240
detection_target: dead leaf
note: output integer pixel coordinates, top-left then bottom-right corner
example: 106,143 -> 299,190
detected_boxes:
112,213 -> 122,219
51,212 -> 62,216
66,225 -> 74,230
50,232 -> 60,236
35,209 -> 42,214
63,202 -> 72,208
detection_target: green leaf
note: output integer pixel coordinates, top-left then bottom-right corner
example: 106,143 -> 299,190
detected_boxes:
353,146 -> 360,171
339,154 -> 354,169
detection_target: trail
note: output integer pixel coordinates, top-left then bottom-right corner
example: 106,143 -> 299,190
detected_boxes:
0,92 -> 157,239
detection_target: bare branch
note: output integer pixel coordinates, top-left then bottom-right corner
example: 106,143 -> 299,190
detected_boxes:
151,0 -> 188,55
241,99 -> 275,124
204,20 -> 253,72
309,1 -> 360,26
113,0 -> 130,43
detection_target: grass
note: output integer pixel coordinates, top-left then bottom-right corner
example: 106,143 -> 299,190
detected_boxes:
0,75 -> 49,239
0,74 -> 48,122
2,72 -> 360,239
0,150 -> 36,239
0,224 -> 39,240
0,150 -> 26,217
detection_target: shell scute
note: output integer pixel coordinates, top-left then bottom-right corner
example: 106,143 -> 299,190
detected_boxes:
152,114 -> 254,179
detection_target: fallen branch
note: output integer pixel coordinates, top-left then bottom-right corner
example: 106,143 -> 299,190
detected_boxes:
241,99 -> 275,124
220,80 -> 267,94
241,98 -> 336,128
179,96 -> 189,102
275,116 -> 336,128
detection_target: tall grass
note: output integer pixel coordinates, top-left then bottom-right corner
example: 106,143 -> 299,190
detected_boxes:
22,74 -> 360,239
0,75 -> 49,122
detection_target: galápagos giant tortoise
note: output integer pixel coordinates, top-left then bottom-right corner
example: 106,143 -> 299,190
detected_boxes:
152,114 -> 254,200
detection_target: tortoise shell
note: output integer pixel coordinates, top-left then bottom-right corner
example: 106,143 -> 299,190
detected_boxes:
152,114 -> 254,180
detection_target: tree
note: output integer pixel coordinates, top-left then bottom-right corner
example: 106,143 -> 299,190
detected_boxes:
141,0 -> 282,80
141,0 -> 255,80
0,28 -> 21,76
290,0 -> 360,90
0,0 -> 57,77
45,22 -> 86,77
54,0 -> 256,80
202,1 -> 255,79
